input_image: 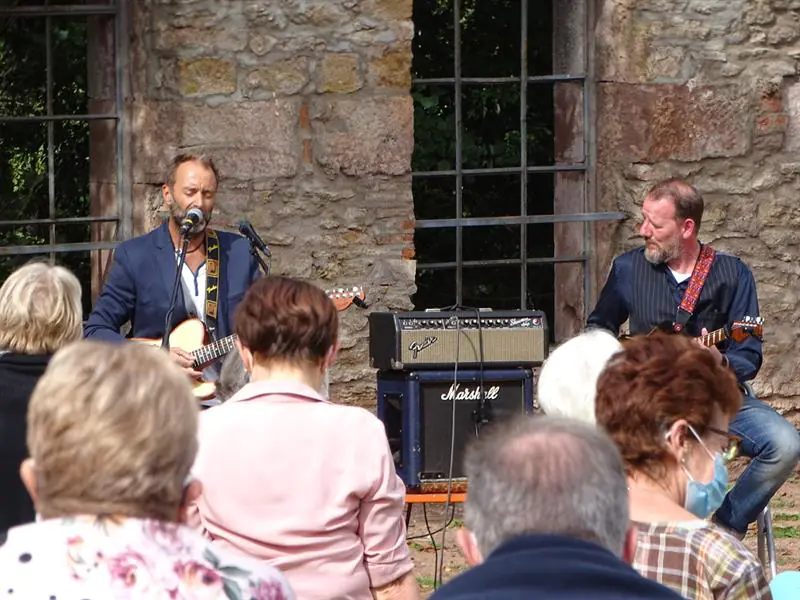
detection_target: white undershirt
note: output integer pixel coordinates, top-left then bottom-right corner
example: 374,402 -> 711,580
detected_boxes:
669,268 -> 691,284
178,257 -> 207,322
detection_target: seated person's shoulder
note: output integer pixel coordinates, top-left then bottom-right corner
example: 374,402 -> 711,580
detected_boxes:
694,524 -> 768,583
199,539 -> 295,599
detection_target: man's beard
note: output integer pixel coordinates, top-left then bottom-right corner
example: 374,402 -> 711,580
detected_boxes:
169,203 -> 209,237
644,238 -> 680,265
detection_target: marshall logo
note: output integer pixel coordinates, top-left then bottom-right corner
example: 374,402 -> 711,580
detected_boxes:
440,384 -> 501,401
408,336 -> 437,359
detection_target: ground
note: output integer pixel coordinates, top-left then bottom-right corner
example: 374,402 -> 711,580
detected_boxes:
407,467 -> 800,597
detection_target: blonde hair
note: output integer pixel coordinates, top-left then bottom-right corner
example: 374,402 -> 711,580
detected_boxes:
0,261 -> 82,354
27,340 -> 199,521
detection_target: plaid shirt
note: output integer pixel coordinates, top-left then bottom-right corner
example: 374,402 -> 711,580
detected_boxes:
633,520 -> 772,600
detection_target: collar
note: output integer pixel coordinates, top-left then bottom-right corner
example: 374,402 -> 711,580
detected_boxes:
226,379 -> 329,405
487,533 -> 617,561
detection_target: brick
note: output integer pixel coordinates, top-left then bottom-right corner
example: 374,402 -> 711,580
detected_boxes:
312,96 -> 412,176
178,58 -> 237,97
597,83 -> 750,162
368,48 -> 412,89
315,53 -> 363,94
245,58 -> 310,96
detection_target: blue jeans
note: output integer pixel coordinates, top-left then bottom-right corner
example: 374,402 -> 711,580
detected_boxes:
714,389 -> 800,534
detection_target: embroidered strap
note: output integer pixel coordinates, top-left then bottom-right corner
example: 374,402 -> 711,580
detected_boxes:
673,244 -> 716,333
205,228 -> 221,337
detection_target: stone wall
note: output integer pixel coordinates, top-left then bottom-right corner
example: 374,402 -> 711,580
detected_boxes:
126,0 -> 416,406
595,0 -> 800,415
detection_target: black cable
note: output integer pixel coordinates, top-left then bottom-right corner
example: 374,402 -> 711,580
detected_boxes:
406,505 -> 456,540
423,503 -> 442,589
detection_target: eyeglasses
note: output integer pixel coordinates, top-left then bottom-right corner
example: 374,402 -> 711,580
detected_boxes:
705,426 -> 740,463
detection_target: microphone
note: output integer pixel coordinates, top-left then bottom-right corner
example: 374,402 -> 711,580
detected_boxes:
238,220 -> 271,257
179,207 -> 205,236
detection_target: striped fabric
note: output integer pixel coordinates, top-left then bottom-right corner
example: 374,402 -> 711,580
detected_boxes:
633,520 -> 773,600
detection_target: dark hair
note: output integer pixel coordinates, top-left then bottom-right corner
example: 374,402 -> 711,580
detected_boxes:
164,153 -> 219,187
595,332 -> 741,480
646,178 -> 704,230
234,276 -> 338,364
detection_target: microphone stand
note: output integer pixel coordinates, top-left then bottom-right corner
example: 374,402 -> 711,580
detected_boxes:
161,232 -> 191,349
248,239 -> 270,275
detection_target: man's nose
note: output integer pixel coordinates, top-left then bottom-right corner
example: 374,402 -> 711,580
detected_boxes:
639,222 -> 651,238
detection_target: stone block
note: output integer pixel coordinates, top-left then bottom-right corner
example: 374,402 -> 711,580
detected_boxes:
248,34 -> 278,56
312,96 -> 413,176
597,83 -> 751,163
315,53 -> 363,93
153,26 -> 248,53
368,48 -> 412,89
178,58 -> 237,97
244,58 -> 310,97
362,0 -> 412,20
782,81 -> 800,151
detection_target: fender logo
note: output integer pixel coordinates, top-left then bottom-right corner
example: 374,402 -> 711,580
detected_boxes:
409,336 -> 438,359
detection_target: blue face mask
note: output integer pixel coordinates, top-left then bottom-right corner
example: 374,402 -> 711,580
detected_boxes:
682,426 -> 729,519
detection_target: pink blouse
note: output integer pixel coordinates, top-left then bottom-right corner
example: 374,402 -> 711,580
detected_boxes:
190,380 -> 413,600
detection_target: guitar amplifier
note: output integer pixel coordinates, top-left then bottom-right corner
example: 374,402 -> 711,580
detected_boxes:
377,368 -> 536,491
368,310 -> 549,370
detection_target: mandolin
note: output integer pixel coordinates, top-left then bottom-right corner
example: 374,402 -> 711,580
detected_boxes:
132,285 -> 366,399
620,315 -> 764,346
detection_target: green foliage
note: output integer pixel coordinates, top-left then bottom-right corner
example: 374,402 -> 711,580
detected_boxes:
411,0 -> 557,316
0,13 -> 93,312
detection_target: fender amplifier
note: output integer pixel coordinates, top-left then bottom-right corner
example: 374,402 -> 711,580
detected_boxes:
377,368 -> 536,491
368,310 -> 549,370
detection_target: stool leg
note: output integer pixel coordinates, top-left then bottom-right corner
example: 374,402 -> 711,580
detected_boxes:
756,505 -> 777,580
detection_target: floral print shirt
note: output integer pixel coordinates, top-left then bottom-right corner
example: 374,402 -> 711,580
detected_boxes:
0,515 -> 295,600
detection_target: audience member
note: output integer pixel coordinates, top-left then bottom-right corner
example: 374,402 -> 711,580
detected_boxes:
191,276 -> 417,600
430,416 -> 683,600
536,328 -> 622,422
0,341 -> 294,599
0,261 -> 82,533
595,332 -> 772,599
217,347 -> 249,403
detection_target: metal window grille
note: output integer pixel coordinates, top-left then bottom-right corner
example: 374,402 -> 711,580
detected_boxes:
0,1 -> 130,263
411,0 -> 625,323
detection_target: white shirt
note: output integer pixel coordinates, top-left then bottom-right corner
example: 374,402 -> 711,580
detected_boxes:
180,261 -> 207,321
669,268 -> 691,284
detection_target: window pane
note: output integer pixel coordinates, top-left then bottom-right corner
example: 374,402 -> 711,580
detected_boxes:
460,0 -> 520,78
526,224 -> 555,259
412,0 -> 454,79
526,172 -> 555,215
414,228 -> 456,265
462,265 -> 521,309
462,225 -> 520,262
528,0 -> 553,76
463,173 -> 520,218
54,120 -> 90,217
527,82 -> 555,167
412,85 -> 456,172
52,17 -> 89,115
58,250 -> 93,315
413,177 -> 456,220
413,268 -> 456,309
526,264 -> 555,341
462,84 -> 520,170
0,17 -> 47,117
0,121 -> 49,222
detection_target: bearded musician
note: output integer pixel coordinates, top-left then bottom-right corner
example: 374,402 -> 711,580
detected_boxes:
84,153 -> 261,383
587,177 -> 800,539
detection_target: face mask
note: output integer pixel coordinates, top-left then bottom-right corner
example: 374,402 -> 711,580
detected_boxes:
682,426 -> 729,518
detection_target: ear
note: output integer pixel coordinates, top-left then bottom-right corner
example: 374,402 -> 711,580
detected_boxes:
665,419 -> 689,462
235,339 -> 253,373
621,525 -> 639,564
20,458 -> 38,505
161,183 -> 173,206
681,218 -> 696,239
323,342 -> 339,371
178,479 -> 203,525
456,527 -> 484,567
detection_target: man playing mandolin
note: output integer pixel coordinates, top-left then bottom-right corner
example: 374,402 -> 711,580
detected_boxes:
84,153 -> 262,394
588,177 -> 800,540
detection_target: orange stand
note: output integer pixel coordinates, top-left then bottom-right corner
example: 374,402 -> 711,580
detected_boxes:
405,492 -> 466,504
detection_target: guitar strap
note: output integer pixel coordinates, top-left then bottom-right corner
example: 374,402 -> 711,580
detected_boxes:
205,229 -> 221,339
673,244 -> 716,333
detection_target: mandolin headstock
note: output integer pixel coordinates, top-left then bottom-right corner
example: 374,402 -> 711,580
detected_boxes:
729,316 -> 764,343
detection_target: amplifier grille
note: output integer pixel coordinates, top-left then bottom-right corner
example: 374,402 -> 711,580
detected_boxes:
399,328 -> 546,365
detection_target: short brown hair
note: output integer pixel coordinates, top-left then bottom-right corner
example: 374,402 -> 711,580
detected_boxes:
27,341 -> 198,521
595,332 -> 741,480
164,152 -> 219,187
235,276 -> 338,364
646,178 -> 704,230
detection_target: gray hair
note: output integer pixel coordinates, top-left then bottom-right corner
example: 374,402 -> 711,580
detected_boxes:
217,350 -> 249,402
537,329 -> 622,423
464,416 -> 629,558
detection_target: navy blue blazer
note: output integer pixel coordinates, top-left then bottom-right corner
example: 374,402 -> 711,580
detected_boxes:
84,223 -> 260,342
429,534 -> 683,600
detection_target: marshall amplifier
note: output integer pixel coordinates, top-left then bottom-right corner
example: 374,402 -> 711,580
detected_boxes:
368,310 -> 548,370
376,368 -> 535,491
